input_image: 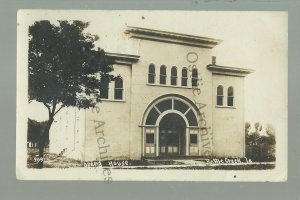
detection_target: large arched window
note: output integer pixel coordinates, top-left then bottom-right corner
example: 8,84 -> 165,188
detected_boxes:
145,107 -> 160,125
227,87 -> 234,106
181,68 -> 188,87
145,97 -> 198,127
192,68 -> 198,87
100,76 -> 109,99
114,77 -> 123,100
160,65 -> 167,85
217,85 -> 223,106
148,64 -> 155,84
171,66 -> 177,86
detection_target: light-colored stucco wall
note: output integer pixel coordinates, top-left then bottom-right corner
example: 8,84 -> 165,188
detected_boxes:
128,39 -> 214,159
49,34 -> 247,161
49,107 -> 85,160
212,74 -> 245,157
83,64 -> 132,161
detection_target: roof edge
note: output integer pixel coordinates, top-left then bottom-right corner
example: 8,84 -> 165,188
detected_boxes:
207,64 -> 254,77
125,26 -> 222,49
106,52 -> 140,65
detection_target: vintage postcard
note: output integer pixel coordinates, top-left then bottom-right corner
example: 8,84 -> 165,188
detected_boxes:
16,10 -> 287,181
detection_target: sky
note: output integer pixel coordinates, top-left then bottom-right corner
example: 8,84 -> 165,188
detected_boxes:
24,10 -> 288,135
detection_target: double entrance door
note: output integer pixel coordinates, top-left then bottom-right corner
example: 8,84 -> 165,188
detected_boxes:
159,128 -> 185,156
158,113 -> 186,156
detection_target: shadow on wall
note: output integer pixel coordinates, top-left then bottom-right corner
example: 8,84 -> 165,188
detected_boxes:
245,122 -> 276,162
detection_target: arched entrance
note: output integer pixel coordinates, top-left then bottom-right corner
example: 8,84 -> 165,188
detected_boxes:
141,94 -> 202,158
159,113 -> 186,156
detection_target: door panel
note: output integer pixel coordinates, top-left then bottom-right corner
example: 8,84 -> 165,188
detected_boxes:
145,131 -> 156,157
159,130 -> 180,155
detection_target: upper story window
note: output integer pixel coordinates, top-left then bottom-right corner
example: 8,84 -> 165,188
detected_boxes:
114,77 -> 124,100
181,68 -> 188,87
170,66 -> 177,86
148,64 -> 155,84
160,65 -> 167,85
100,76 -> 109,99
216,85 -> 223,106
191,68 -> 198,87
99,75 -> 125,101
227,86 -> 234,106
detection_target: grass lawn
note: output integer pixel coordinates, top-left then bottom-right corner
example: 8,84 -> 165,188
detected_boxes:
27,148 -> 275,170
27,148 -> 82,168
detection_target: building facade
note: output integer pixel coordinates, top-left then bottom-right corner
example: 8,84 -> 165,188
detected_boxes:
49,26 -> 253,161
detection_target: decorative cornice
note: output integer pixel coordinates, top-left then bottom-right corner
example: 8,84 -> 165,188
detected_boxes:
207,64 -> 254,77
125,26 -> 222,49
106,52 -> 140,65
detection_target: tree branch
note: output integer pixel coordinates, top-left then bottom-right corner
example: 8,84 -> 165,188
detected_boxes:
50,99 -> 57,118
54,104 -> 65,116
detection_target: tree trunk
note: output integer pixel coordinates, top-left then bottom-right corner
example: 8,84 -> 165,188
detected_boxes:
37,143 -> 45,168
37,118 -> 53,169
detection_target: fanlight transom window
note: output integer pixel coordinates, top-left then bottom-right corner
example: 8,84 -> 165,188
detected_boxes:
145,98 -> 198,127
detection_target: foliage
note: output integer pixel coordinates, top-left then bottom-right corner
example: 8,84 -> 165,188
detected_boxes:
29,20 -> 114,113
245,121 -> 251,135
28,20 -> 114,167
27,118 -> 48,144
245,122 -> 276,161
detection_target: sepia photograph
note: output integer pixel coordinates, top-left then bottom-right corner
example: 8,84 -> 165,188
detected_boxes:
16,10 -> 287,181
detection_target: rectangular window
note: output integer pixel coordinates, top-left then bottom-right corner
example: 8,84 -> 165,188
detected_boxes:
227,97 -> 234,106
146,133 -> 155,144
100,77 -> 109,99
217,96 -> 223,106
192,78 -> 198,87
190,134 -> 198,144
227,87 -> 234,106
100,87 -> 109,99
181,77 -> 188,87
171,76 -> 177,86
148,74 -> 155,84
114,77 -> 124,100
114,88 -> 123,100
192,69 -> 198,87
160,75 -> 166,85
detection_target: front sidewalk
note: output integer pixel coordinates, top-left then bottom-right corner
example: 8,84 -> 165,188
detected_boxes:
101,158 -> 275,170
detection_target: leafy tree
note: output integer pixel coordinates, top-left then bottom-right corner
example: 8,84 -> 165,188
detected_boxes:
245,122 -> 276,161
27,118 -> 47,146
28,20 -> 114,168
254,122 -> 262,135
245,121 -> 251,135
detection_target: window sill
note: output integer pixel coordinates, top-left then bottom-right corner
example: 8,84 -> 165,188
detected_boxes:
215,105 -> 236,109
147,83 -> 193,89
100,99 -> 126,103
